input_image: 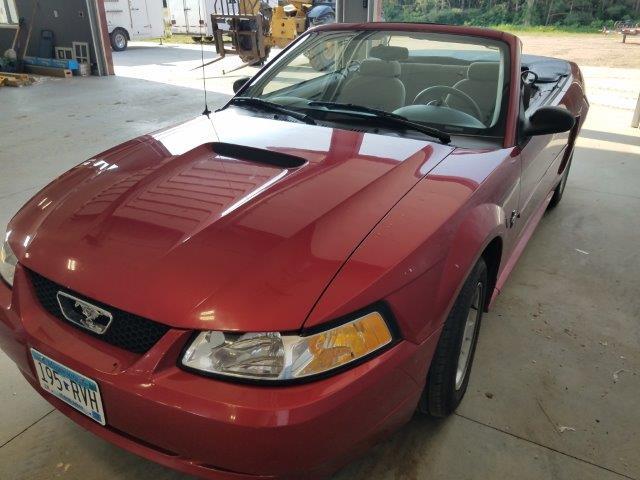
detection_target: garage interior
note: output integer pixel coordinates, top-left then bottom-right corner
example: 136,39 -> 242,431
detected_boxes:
1,1 -> 639,479
0,0 -> 112,77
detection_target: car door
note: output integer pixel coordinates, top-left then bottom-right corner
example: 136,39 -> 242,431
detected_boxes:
516,96 -> 569,229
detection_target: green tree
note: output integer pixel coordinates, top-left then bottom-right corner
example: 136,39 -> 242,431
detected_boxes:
382,0 -> 640,26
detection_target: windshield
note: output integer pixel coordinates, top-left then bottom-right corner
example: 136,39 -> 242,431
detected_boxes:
240,29 -> 511,143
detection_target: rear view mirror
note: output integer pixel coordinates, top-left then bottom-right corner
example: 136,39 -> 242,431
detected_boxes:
233,77 -> 251,94
523,106 -> 575,136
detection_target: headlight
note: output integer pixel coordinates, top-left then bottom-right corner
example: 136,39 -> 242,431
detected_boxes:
0,237 -> 17,288
181,310 -> 394,382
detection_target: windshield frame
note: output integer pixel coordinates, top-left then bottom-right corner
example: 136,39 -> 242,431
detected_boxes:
233,24 -> 517,147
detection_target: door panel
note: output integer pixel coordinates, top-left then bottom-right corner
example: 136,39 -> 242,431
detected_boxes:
105,0 -> 132,31
518,117 -> 570,231
184,0 -> 204,34
129,0 -> 151,35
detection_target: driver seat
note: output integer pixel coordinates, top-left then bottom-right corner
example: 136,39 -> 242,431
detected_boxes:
334,59 -> 406,112
448,62 -> 499,124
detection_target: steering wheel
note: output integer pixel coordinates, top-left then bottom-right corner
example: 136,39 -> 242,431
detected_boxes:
414,85 -> 482,121
521,69 -> 538,85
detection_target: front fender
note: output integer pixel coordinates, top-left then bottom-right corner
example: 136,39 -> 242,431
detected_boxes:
304,148 -> 518,344
435,202 -> 505,319
303,190 -> 507,345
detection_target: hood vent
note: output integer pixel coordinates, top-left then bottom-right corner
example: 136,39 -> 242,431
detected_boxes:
212,142 -> 307,169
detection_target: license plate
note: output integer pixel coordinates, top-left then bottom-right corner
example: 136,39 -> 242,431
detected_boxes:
31,348 -> 106,426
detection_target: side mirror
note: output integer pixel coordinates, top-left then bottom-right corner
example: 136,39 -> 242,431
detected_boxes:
233,76 -> 251,94
523,106 -> 575,136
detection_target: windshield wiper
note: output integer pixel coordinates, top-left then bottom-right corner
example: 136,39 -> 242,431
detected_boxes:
307,101 -> 451,144
228,97 -> 317,125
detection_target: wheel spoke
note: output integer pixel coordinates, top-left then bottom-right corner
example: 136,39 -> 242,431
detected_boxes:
455,282 -> 482,390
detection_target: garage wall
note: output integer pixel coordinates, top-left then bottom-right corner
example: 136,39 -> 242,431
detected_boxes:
336,0 -> 368,23
0,0 -> 112,75
335,0 -> 384,22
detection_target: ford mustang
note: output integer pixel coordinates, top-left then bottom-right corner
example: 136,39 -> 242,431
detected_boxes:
0,23 -> 588,479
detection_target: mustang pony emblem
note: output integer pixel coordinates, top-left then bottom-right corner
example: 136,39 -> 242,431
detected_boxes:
56,292 -> 114,335
75,300 -> 102,327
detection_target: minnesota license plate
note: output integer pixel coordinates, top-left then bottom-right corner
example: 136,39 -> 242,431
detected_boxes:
31,348 -> 106,425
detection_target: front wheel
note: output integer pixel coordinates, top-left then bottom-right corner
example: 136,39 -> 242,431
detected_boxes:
110,29 -> 128,51
419,258 -> 488,417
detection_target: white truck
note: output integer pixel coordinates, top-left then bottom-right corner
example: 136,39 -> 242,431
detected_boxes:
104,0 -> 165,51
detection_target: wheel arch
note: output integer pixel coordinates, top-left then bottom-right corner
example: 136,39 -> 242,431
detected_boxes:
112,27 -> 130,40
480,236 -> 503,312
558,113 -> 581,175
435,203 -> 506,323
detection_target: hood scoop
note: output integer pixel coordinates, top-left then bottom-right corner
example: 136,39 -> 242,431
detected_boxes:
211,142 -> 307,169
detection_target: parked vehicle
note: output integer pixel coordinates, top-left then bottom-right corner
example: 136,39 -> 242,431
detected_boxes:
0,23 -> 588,480
210,0 -> 310,64
167,0 -> 279,40
105,0 -> 165,51
307,0 -> 335,26
167,0 -> 215,38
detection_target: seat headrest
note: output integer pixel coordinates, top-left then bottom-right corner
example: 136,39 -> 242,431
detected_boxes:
359,59 -> 401,78
369,45 -> 409,61
468,62 -> 499,81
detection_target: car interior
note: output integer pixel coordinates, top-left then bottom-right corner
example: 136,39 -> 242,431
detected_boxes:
242,32 -> 524,146
331,44 -> 501,129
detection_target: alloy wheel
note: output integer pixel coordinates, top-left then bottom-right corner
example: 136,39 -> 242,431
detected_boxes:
455,282 -> 483,390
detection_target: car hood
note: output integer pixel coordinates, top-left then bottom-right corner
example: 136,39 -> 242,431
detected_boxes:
9,109 -> 453,332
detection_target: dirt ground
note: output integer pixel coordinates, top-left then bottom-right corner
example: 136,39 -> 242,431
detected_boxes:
517,32 -> 640,69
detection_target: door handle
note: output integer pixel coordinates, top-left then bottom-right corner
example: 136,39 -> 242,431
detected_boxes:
508,210 -> 520,229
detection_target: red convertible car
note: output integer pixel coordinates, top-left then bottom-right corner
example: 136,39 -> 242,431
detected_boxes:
0,23 -> 587,479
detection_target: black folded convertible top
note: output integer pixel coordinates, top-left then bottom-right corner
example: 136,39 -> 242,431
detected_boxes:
521,54 -> 571,83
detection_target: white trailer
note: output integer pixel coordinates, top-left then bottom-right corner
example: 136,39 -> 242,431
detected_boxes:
167,0 -> 217,38
167,0 -> 278,39
105,0 -> 165,51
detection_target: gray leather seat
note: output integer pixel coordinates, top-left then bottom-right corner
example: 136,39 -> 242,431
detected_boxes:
448,62 -> 500,124
335,59 -> 406,112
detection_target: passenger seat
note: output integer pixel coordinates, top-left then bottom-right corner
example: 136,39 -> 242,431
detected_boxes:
335,59 -> 406,112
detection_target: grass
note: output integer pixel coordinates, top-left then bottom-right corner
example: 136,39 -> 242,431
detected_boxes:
142,35 -> 200,45
489,23 -> 602,34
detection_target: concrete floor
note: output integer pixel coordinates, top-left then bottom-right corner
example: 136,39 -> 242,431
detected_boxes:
0,43 -> 639,480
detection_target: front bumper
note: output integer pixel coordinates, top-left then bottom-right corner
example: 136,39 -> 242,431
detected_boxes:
0,267 -> 434,479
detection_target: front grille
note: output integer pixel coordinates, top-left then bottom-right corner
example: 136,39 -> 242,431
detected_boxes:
28,270 -> 170,354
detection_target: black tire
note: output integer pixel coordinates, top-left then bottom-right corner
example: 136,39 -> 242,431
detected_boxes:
110,29 -> 128,52
419,258 -> 488,417
548,153 -> 573,209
